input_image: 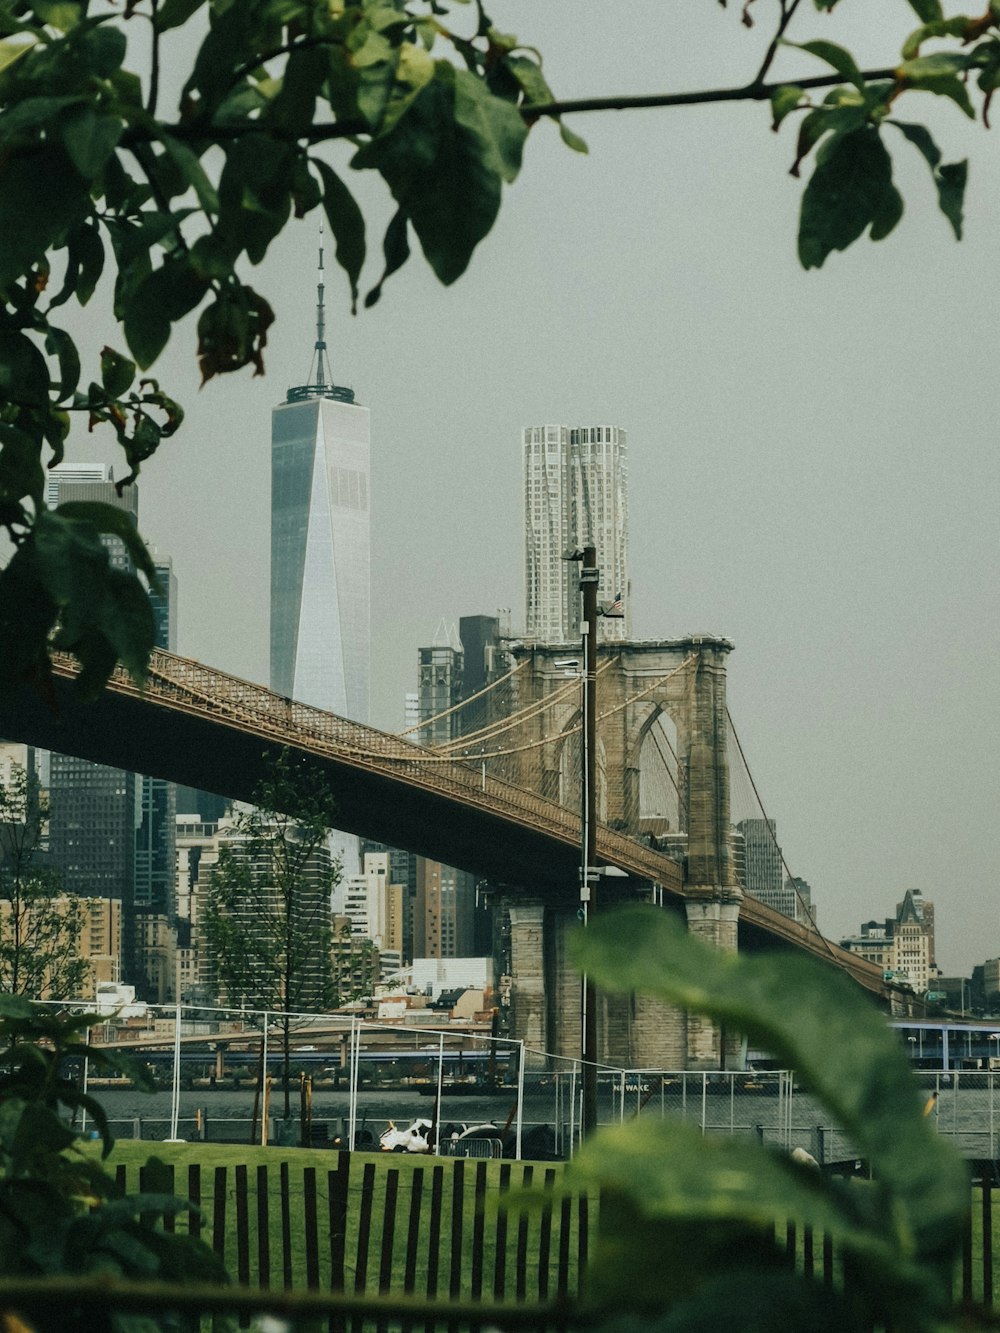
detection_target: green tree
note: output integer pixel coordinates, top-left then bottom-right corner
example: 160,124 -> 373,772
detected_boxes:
0,0 -> 991,695
202,750 -> 341,1118
0,761 -> 90,1000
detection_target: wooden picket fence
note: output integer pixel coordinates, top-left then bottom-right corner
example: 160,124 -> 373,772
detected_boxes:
117,1150 -> 590,1323
106,1153 -> 1000,1330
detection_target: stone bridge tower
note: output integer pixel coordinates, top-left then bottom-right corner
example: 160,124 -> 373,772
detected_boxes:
501,636 -> 743,1069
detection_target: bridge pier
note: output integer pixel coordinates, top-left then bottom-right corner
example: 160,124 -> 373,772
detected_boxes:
509,898 -> 692,1071
507,902 -> 547,1051
684,892 -> 743,1068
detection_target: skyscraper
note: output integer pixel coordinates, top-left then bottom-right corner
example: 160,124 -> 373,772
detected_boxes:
270,237 -> 370,724
134,555 -> 178,998
411,623 -> 484,959
46,465 -> 140,982
523,424 -> 629,642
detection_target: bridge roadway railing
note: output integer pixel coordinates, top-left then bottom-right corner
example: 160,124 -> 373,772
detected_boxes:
65,647 -> 686,893
49,650 -> 885,991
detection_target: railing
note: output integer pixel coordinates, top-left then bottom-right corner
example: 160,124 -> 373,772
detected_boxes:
110,1151 -> 590,1322
64,1003 -> 1000,1163
17,1150 -> 995,1329
50,647 -> 687,890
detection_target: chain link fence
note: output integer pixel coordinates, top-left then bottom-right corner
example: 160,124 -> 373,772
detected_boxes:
34,999 -> 1000,1163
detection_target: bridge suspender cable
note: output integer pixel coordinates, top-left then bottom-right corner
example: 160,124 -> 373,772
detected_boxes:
725,707 -> 848,973
397,657 -> 527,739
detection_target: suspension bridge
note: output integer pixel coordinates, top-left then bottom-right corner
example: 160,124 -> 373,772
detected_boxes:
0,640 -> 894,1066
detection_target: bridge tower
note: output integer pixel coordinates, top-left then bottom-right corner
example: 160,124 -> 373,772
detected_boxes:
501,635 -> 743,1069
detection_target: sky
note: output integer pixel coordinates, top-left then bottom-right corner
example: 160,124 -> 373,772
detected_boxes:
54,3 -> 1000,975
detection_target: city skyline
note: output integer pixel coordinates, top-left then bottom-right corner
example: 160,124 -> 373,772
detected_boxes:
43,3 -> 999,977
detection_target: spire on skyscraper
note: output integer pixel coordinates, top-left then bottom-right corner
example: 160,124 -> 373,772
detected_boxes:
286,222 -> 355,405
306,222 -> 334,391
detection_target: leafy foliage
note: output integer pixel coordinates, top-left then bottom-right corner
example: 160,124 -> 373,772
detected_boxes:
0,761 -> 90,999
0,996 -> 231,1332
202,749 -> 342,1117
0,0 -> 995,695
0,0 -> 570,697
567,905 -> 971,1333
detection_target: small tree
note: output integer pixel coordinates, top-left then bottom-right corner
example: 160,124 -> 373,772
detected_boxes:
202,750 -> 341,1118
0,762 -> 90,1000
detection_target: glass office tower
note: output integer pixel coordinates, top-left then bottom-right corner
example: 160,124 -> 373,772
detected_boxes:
270,385 -> 370,723
270,234 -> 370,725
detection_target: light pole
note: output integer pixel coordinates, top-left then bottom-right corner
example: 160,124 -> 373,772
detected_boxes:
563,543 -> 600,1137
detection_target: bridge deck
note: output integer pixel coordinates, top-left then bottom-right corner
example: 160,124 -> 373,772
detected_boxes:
0,649 -> 888,997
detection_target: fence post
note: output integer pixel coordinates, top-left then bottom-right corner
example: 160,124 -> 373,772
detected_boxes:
81,1027 -> 91,1137
168,999 -> 182,1141
348,1016 -> 358,1151
435,1032 -> 445,1155
516,1040 -> 525,1160
260,1010 -> 269,1147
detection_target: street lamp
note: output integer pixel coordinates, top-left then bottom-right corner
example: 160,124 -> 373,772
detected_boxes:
563,544 -> 600,1136
908,1035 -> 917,1064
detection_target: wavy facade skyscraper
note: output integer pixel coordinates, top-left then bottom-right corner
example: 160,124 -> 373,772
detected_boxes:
522,423 -> 629,643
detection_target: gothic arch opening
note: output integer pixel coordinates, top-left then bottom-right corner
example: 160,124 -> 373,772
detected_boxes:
637,707 -> 683,837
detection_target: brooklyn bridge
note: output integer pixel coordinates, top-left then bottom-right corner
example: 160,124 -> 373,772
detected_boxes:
0,638 -> 894,1067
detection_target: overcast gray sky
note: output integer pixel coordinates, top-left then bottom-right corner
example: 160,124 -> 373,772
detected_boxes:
59,3 -> 999,975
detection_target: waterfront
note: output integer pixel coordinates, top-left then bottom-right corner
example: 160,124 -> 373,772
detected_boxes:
85,1070 -> 1000,1163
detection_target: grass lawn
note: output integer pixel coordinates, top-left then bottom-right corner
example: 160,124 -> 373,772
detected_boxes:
101,1141 -> 591,1303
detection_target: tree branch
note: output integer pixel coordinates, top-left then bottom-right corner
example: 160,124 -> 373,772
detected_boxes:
752,0 -> 804,88
518,67 -> 899,120
119,64 -> 901,155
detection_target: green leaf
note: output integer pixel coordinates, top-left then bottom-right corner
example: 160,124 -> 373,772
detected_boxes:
353,63 -> 515,286
0,538 -> 59,685
99,345 -> 136,398
44,326 -> 81,400
0,424 -> 45,506
798,127 -> 895,268
217,137 -> 294,265
56,105 -> 122,179
657,1268 -> 859,1333
0,35 -> 37,77
785,38 -> 865,90
0,330 -> 51,407
571,1120 -> 877,1246
906,0 -> 944,19
27,0 -> 81,31
935,160 -> 967,238
122,258 -> 208,369
453,65 -> 527,184
898,53 -> 975,117
54,500 -> 157,583
891,120 -> 967,237
154,0 -> 207,33
364,207 -> 410,308
558,120 -> 588,153
158,134 -> 220,214
0,145 -> 90,297
314,158 -> 366,312
870,181 -> 904,240
573,906 -> 969,1308
902,17 -> 974,62
268,44 -> 329,135
771,84 -> 805,130
50,218 -> 105,308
